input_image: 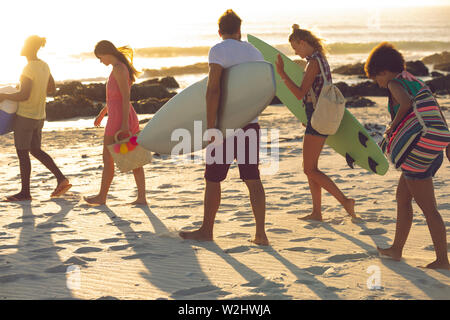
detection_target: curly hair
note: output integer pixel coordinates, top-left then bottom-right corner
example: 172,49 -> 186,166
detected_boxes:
364,42 -> 405,78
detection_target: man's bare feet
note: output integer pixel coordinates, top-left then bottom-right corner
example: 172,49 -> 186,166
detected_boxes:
377,246 -> 402,261
423,260 -> 450,270
130,198 -> 147,206
83,195 -> 106,206
179,229 -> 213,242
299,213 -> 323,221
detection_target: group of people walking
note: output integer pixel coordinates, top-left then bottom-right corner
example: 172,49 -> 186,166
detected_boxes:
0,9 -> 448,270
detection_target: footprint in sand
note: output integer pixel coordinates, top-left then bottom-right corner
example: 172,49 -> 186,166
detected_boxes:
290,237 -> 315,242
4,221 -> 33,229
359,228 -> 387,236
321,252 -> 373,263
99,238 -> 124,244
285,247 -> 329,254
301,266 -> 331,276
218,233 -> 251,239
171,285 -> 222,298
267,228 -> 293,234
121,252 -> 167,260
55,239 -> 89,245
108,244 -> 133,251
224,245 -> 251,254
74,247 -> 103,254
166,215 -> 191,220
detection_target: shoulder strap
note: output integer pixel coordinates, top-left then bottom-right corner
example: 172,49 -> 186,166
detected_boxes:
313,56 -> 330,85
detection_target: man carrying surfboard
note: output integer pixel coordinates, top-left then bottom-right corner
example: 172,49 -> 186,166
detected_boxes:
179,9 -> 269,245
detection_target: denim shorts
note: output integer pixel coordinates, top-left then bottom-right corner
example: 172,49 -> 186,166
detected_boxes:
304,102 -> 328,138
402,152 -> 444,180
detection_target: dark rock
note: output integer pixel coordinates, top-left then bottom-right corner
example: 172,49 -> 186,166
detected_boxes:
160,76 -> 179,89
422,51 -> 450,65
132,97 -> 170,114
426,75 -> 450,93
131,84 -> 175,101
431,71 -> 444,78
46,95 -> 101,121
333,63 -> 365,75
345,96 -> 376,108
82,83 -> 106,101
335,82 -> 352,97
336,81 -> 387,97
434,62 -> 450,72
406,61 -> 429,76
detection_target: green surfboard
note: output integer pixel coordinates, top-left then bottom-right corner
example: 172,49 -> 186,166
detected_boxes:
248,34 -> 389,175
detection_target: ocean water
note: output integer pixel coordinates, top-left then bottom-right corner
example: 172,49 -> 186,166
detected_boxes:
1,6 -> 449,89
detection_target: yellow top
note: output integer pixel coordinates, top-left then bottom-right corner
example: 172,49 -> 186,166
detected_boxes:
17,60 -> 50,120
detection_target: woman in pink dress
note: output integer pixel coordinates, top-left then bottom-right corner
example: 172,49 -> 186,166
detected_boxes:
84,40 -> 146,205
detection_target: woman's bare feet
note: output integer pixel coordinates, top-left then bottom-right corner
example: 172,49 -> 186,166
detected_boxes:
83,195 -> 106,206
179,229 -> 213,242
377,246 -> 402,261
343,198 -> 357,219
130,198 -> 147,206
299,212 -> 323,221
251,233 -> 269,246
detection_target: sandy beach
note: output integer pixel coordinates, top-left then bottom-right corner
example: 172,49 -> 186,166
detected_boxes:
0,97 -> 449,300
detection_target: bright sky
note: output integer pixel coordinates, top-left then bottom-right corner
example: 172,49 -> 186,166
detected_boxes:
0,0 -> 449,83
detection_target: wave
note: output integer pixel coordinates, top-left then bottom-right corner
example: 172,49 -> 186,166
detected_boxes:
142,63 -> 209,77
72,41 -> 450,60
324,41 -> 450,54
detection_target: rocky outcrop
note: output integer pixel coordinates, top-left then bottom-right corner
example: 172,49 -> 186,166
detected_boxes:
406,61 -> 429,76
335,81 -> 387,97
345,96 -> 376,108
422,51 -> 450,65
46,77 -> 179,121
434,62 -> 450,72
333,63 -> 365,76
46,96 -> 102,121
426,75 -> 450,95
333,60 -> 428,77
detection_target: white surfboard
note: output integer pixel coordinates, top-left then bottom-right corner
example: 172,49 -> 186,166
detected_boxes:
137,61 -> 276,155
0,86 -> 18,135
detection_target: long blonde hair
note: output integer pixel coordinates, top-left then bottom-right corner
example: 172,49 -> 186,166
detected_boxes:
289,24 -> 326,56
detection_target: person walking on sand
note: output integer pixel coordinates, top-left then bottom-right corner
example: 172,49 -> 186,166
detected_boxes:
84,40 -> 147,206
275,24 -> 357,222
364,42 -> 449,270
179,9 -> 268,245
0,35 -> 71,202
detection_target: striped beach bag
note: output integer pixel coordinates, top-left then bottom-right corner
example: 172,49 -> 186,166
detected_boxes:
380,79 -> 450,173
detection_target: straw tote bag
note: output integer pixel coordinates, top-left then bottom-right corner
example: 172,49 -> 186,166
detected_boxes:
309,58 -> 345,136
107,131 -> 152,173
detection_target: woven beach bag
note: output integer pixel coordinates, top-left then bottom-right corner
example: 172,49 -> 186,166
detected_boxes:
380,79 -> 450,173
310,57 -> 346,136
107,131 -> 152,173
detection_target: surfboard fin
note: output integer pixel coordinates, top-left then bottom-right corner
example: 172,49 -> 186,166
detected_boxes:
368,157 -> 378,173
358,131 -> 369,148
345,153 -> 355,169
